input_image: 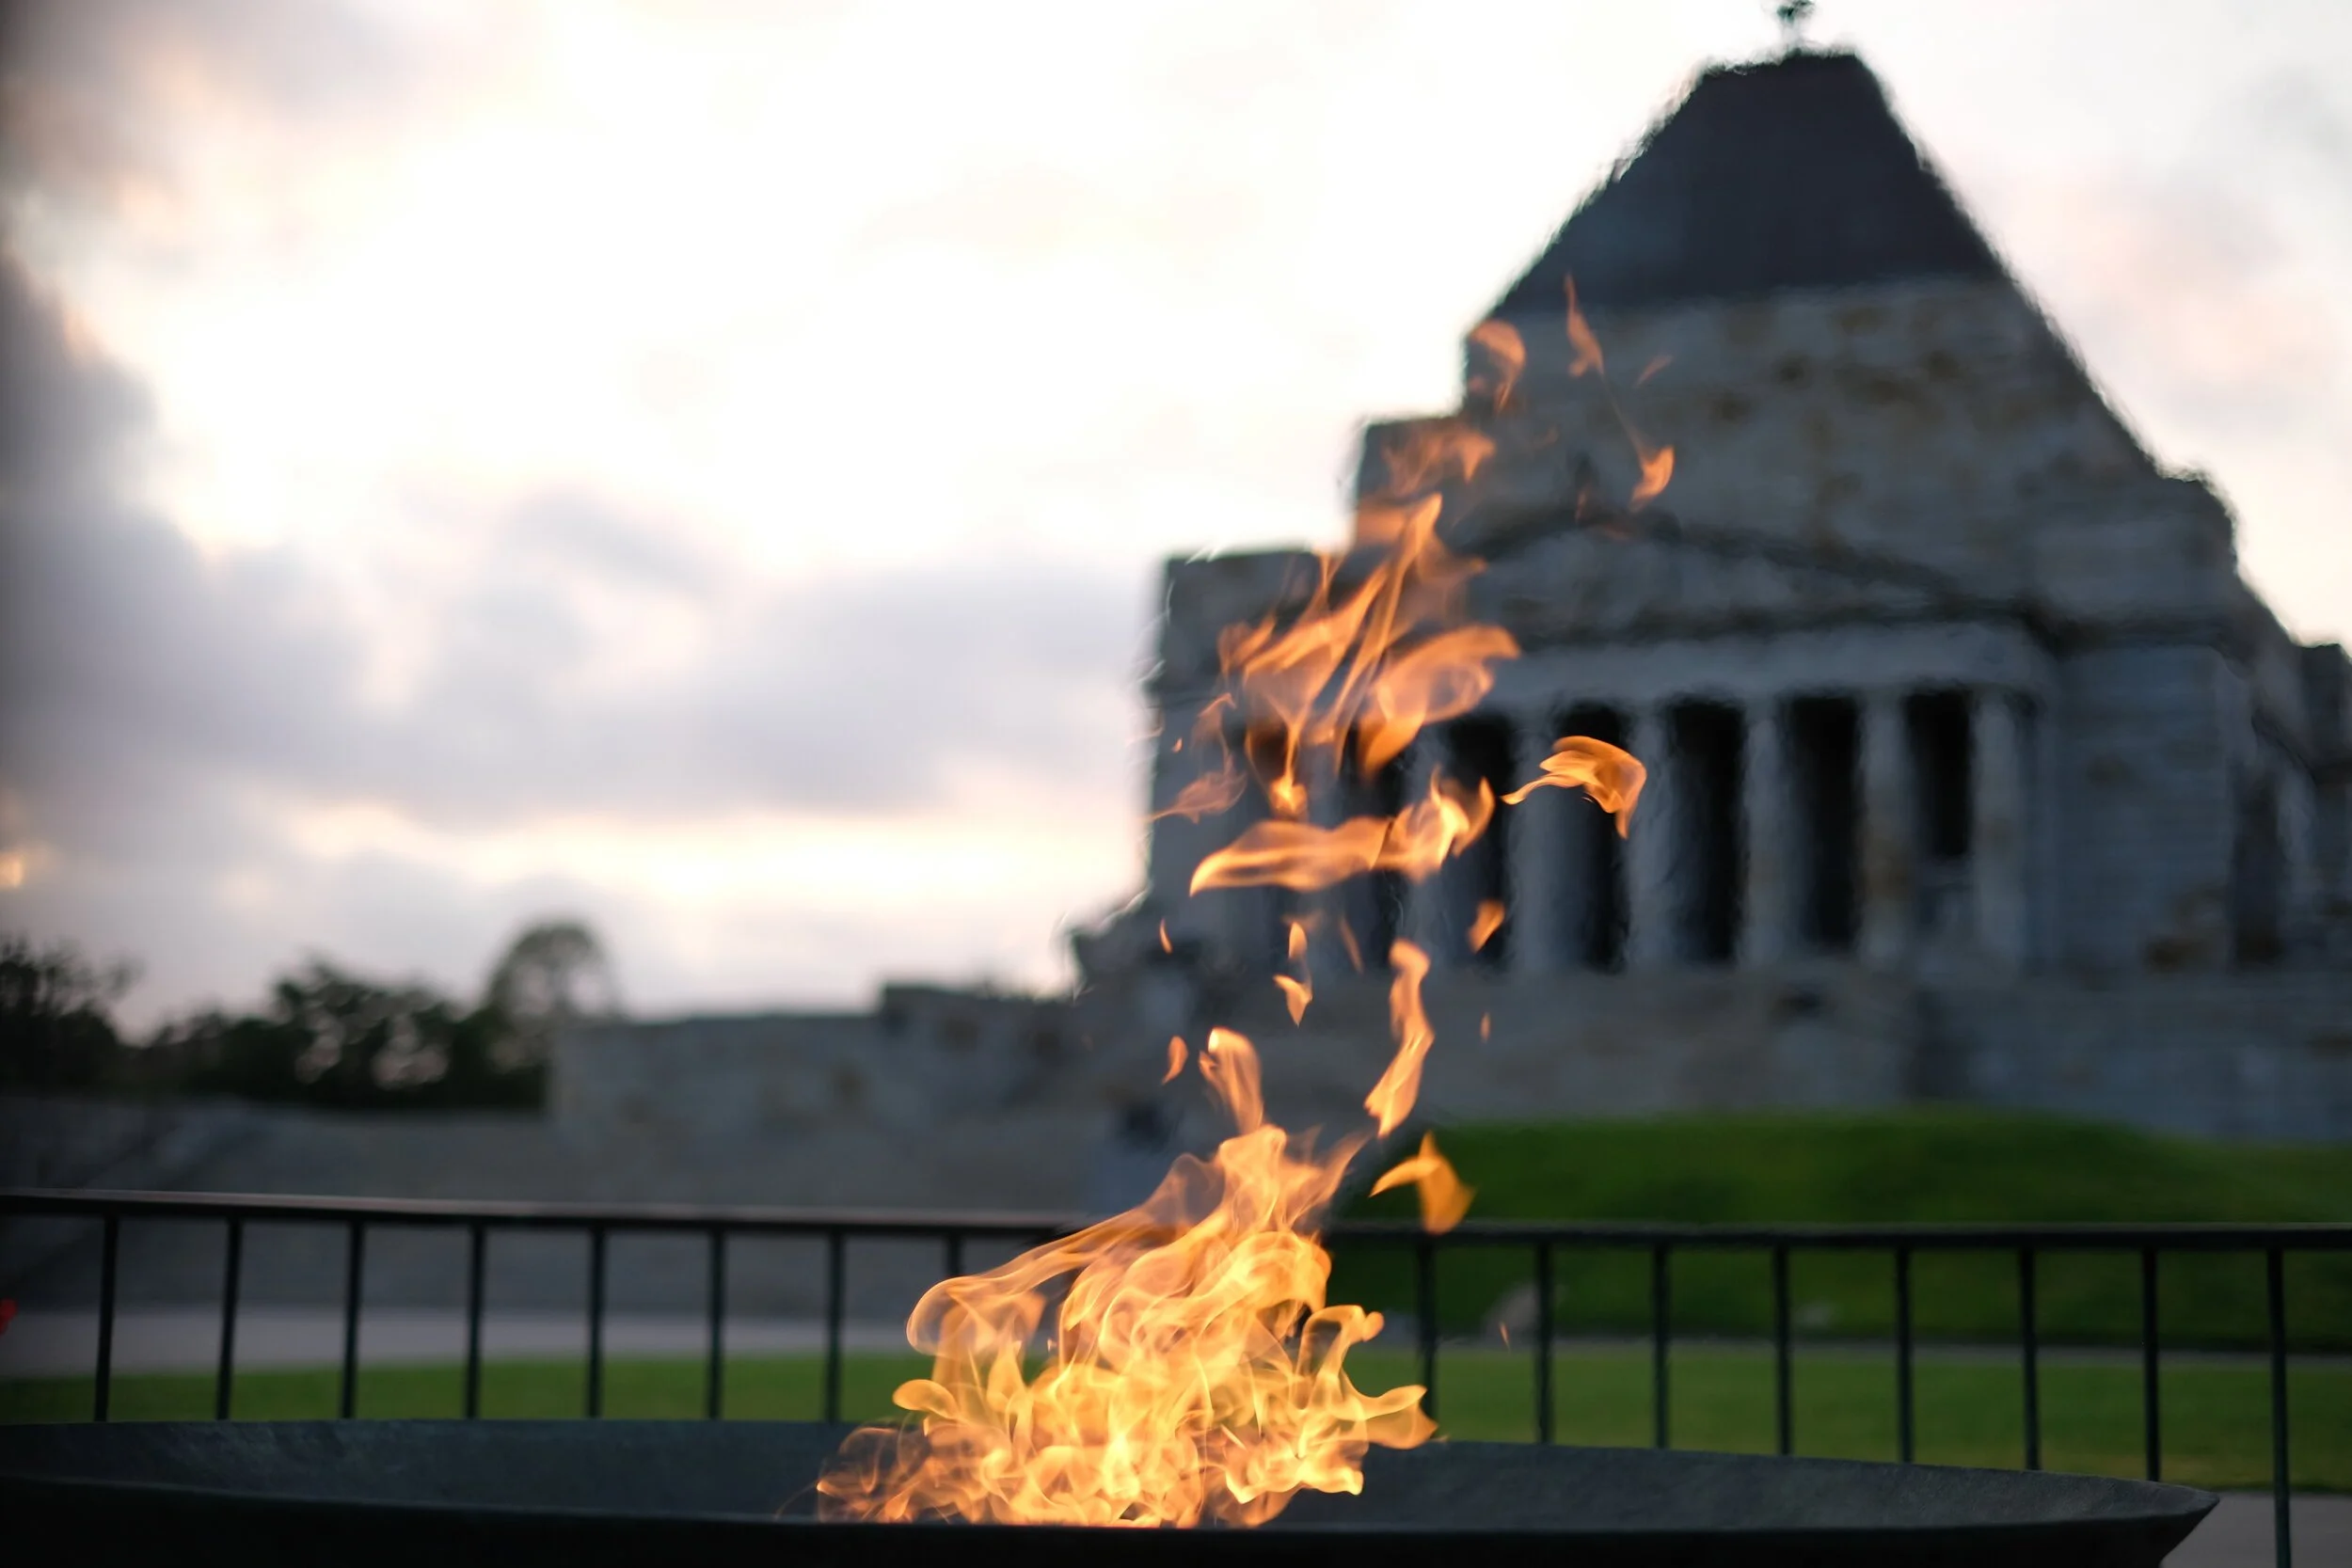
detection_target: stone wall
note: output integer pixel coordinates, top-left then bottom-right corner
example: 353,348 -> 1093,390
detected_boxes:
2057,642 -> 2237,973
1922,972 -> 2352,1142
1167,965 -> 1922,1135
1463,278 -> 2152,586
555,984 -> 1084,1144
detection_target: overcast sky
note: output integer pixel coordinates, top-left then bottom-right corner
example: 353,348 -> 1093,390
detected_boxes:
2,0 -> 2347,1025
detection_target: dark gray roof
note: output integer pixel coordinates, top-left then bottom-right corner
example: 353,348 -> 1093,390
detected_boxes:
1492,51 -> 2004,315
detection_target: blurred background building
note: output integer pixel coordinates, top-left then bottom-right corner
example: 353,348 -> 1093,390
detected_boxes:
1089,49 -> 2352,1147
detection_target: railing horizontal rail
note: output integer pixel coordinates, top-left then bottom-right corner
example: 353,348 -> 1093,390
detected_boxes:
4,1185 -> 2329,1566
0,1188 -> 1073,1238
10,1190 -> 2352,1250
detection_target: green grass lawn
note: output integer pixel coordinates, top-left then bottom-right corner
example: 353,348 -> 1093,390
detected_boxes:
1331,1111 -> 2352,1346
5,1346 -> 2345,1492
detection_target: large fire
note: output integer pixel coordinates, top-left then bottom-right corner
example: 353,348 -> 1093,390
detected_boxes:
818,296 -> 1657,1528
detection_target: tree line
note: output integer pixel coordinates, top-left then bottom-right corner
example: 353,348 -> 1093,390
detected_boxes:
0,922 -> 621,1110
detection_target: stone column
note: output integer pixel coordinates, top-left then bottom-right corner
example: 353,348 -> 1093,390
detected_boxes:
1397,737 -> 1448,965
1971,689 -> 2029,972
2027,694 -> 2064,968
1858,689 -> 1915,968
1508,715 -> 1568,974
1300,744 -> 1354,974
2279,763 -> 2317,954
1624,704 -> 1678,969
1738,696 -> 1790,968
1215,790 -> 1277,972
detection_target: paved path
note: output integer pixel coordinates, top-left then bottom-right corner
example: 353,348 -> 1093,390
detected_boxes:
2169,1493 -> 2351,1566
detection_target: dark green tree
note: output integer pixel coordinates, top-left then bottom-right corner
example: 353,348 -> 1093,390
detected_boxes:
159,955 -> 546,1111
481,918 -> 624,1071
0,933 -> 137,1092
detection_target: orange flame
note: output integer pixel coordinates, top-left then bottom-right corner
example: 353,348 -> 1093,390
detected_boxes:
1191,770 -> 1495,895
1370,1131 -> 1474,1234
1469,898 -> 1506,953
1565,279 -> 1607,380
1630,443 -> 1675,509
1274,974 -> 1311,1024
1153,695 -> 1248,821
826,294 -> 1658,1529
1502,735 -> 1646,836
1466,318 -> 1527,410
818,1027 -> 1435,1526
1565,277 -> 1676,513
1363,940 -> 1436,1137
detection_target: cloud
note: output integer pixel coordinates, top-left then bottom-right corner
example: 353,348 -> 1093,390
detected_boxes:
0,240 -> 1148,1016
2000,175 -> 2340,436
0,0 -> 456,220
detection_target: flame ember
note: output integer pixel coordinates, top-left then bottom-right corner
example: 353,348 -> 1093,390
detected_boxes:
1370,1131 -> 1474,1234
1501,735 -> 1646,834
1363,940 -> 1436,1137
1469,898 -> 1506,953
1565,279 -> 1676,513
820,284 -> 1657,1529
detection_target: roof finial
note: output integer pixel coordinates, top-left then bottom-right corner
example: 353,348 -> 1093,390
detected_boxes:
1774,0 -> 1816,51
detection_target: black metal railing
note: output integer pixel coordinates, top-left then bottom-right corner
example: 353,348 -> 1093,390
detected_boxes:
5,1190 -> 2346,1566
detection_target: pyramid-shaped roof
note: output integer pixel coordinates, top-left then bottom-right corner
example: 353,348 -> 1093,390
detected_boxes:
1493,51 -> 2004,315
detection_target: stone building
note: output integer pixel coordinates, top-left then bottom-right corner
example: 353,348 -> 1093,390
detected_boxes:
1099,50 -> 2352,1140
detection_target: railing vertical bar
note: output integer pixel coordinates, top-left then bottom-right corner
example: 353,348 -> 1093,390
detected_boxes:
1895,1245 -> 1915,1464
586,1225 -> 608,1418
2267,1247 -> 2292,1568
946,1231 -> 965,1281
705,1228 -> 727,1421
1415,1238 -> 1439,1424
463,1222 -> 486,1420
1772,1243 -> 1793,1456
1650,1243 -> 1670,1450
339,1220 -> 365,1419
2140,1245 -> 2162,1482
822,1228 -> 847,1424
214,1218 -> 243,1421
1534,1241 -> 1555,1446
93,1213 -> 119,1423
2019,1247 -> 2041,1471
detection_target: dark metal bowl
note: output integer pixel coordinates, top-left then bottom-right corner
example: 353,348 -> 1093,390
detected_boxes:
0,1419 -> 2213,1567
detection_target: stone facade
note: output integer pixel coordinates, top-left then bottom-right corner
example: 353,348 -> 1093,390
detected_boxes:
546,51 -> 2349,1162
1091,50 -> 2352,1141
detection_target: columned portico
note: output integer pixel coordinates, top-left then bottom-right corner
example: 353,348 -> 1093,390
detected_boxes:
1508,716 -> 1571,974
1739,696 -> 1792,966
1399,739 -> 1448,961
1971,688 -> 2028,971
1858,689 -> 1915,968
1301,745 -> 1355,974
1624,704 -> 1678,969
